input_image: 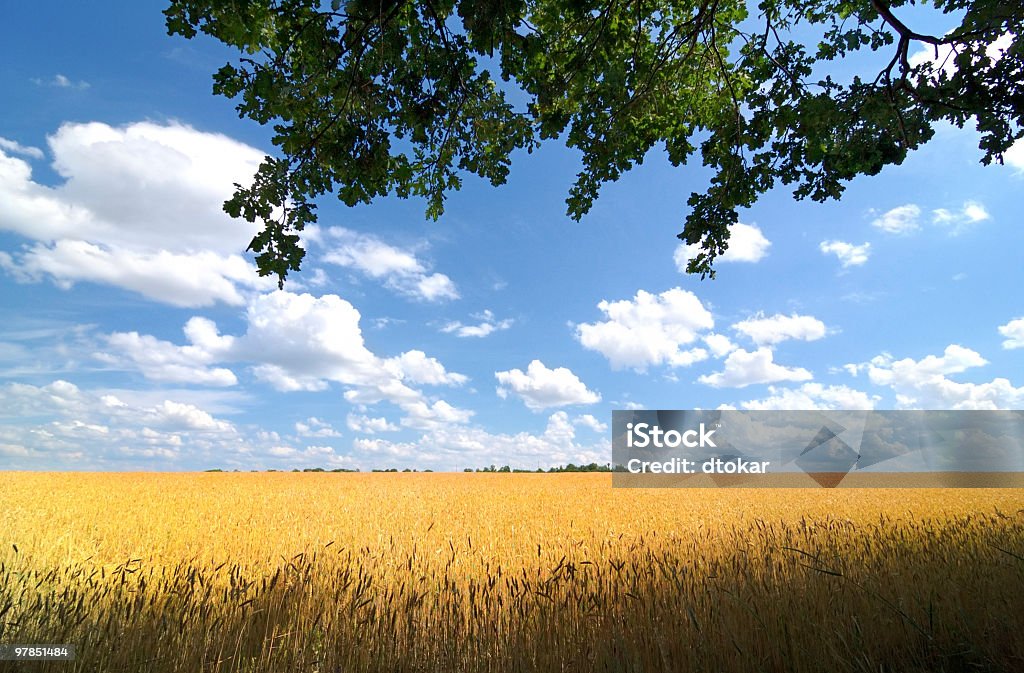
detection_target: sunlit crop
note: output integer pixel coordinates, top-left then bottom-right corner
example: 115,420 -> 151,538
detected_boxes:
1,472 -> 1022,672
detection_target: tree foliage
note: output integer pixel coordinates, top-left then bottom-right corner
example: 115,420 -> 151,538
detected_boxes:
165,0 -> 1023,285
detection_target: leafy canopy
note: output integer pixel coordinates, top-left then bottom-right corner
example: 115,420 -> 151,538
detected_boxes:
164,0 -> 1023,285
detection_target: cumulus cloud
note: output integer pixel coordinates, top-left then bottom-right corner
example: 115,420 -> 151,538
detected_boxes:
703,333 -> 736,358
860,345 -> 1024,409
573,414 -> 608,433
819,240 -> 870,268
346,414 -> 398,434
238,291 -> 399,392
865,345 -> 987,388
698,348 -> 813,388
0,242 -> 270,307
1005,140 -> 1024,173
870,201 -> 990,237
999,318 -> 1024,350
400,399 -> 475,430
295,417 -> 342,438
151,399 -> 235,433
319,227 -> 458,301
349,411 -> 609,470
932,201 -> 990,233
441,310 -> 513,338
732,313 -> 827,346
0,121 -> 275,306
739,383 -> 879,410
382,350 -> 468,386
0,137 -> 44,160
495,360 -> 600,411
872,204 -> 921,234
95,325 -> 237,387
0,380 -> 243,467
265,444 -> 354,467
91,290 -> 471,429
909,32 -> 1014,78
576,288 -> 712,371
0,379 -> 369,470
413,273 -> 460,302
674,222 -> 771,270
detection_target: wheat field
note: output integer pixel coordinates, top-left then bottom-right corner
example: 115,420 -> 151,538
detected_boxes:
1,472 -> 1023,672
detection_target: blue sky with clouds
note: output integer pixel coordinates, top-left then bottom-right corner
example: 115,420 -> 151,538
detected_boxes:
2,3 -> 1022,471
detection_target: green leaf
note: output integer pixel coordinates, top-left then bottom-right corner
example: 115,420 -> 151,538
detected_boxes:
164,0 -> 1024,284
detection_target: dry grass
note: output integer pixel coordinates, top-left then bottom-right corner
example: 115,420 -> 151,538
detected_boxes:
1,472 -> 1023,672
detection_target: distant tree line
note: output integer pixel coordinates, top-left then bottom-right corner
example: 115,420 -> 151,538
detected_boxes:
204,463 -> 612,473
464,463 -> 612,473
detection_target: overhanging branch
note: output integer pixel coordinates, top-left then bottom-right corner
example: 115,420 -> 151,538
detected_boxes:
870,0 -> 943,46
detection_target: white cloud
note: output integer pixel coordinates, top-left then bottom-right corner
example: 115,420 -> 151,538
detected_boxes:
0,380 -> 243,467
698,348 -> 813,388
909,32 -> 1014,78
320,227 -> 458,301
1005,140 -> 1024,173
495,360 -> 601,411
674,222 -> 771,270
348,411 -> 609,470
295,417 -> 342,438
1,241 -> 271,307
15,122 -> 265,252
868,201 -> 989,238
259,442 -> 355,468
732,313 -> 827,346
400,399 -> 475,430
703,333 -> 736,358
0,379 -> 374,470
576,288 -> 713,371
872,204 -> 921,234
962,202 -> 989,222
346,414 -> 398,434
573,414 -> 608,433
151,400 -> 234,433
0,137 -> 44,160
382,350 -> 468,386
413,273 -> 460,302
999,318 -> 1024,350
95,327 -> 237,387
441,309 -> 513,338
739,383 -> 879,410
233,293 -> 471,431
932,201 -> 990,233
306,268 -> 329,287
0,381 -> 385,469
862,345 -> 1024,409
92,290 -> 471,430
865,345 -> 987,388
819,240 -> 870,268
238,291 -> 394,392
33,74 -> 90,90
0,121 -> 275,306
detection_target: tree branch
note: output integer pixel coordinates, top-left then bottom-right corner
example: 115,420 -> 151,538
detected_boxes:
870,0 -> 943,46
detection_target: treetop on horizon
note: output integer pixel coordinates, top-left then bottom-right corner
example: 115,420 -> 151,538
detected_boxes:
164,0 -> 1023,286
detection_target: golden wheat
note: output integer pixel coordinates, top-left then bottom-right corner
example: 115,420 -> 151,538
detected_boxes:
1,472 -> 1022,672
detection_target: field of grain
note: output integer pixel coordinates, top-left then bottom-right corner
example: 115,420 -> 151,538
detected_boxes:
1,472 -> 1023,672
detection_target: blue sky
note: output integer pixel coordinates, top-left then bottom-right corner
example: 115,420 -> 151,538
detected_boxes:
1,3 -> 1022,471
